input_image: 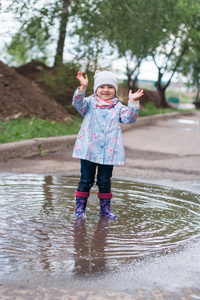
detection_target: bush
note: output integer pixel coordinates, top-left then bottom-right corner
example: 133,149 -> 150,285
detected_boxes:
38,63 -> 94,109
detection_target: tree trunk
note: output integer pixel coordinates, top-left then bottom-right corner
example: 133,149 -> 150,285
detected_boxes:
126,72 -> 139,92
156,68 -> 168,108
126,58 -> 141,92
195,84 -> 200,102
54,0 -> 70,66
131,76 -> 138,92
158,86 -> 168,108
126,73 -> 132,91
154,42 -> 188,108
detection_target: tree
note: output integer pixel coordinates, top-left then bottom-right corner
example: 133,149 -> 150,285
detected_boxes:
69,7 -> 112,72
6,16 -> 51,65
4,0 -> 200,106
4,0 -> 81,66
98,0 -> 165,91
177,1 -> 200,103
123,52 -> 142,92
68,0 -> 116,73
153,30 -> 189,107
152,0 -> 200,107
72,0 -> 165,91
179,47 -> 200,103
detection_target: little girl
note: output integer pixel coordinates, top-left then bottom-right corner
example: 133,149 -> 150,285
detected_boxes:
72,70 -> 144,219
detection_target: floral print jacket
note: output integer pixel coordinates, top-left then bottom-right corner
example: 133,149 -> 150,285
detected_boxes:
72,89 -> 140,165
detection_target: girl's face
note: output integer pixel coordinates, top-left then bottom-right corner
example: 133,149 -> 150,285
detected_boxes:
96,85 -> 116,101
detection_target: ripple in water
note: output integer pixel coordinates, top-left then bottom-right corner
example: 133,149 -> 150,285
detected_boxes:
0,174 -> 200,277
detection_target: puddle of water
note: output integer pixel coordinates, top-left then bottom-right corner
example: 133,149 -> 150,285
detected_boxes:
168,118 -> 200,132
177,103 -> 195,110
175,119 -> 200,125
0,174 -> 200,279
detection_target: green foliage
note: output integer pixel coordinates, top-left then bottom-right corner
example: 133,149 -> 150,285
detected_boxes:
0,116 -> 82,144
178,47 -> 200,102
4,0 -> 93,66
101,0 -> 164,57
72,0 -> 164,81
5,0 -> 56,65
152,0 -> 200,89
69,1 -> 114,71
6,19 -> 51,65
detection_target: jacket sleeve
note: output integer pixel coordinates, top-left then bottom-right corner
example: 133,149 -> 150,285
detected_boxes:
72,89 -> 89,116
119,101 -> 140,124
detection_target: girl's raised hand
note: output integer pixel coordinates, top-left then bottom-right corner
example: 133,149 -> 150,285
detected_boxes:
76,71 -> 88,90
129,89 -> 144,101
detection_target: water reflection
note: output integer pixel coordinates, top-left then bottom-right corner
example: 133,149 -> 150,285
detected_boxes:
42,175 -> 54,214
169,118 -> 200,132
0,173 -> 200,279
73,216 -> 109,276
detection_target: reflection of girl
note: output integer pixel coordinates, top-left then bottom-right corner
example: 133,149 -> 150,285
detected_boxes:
72,70 -> 144,219
73,217 -> 109,275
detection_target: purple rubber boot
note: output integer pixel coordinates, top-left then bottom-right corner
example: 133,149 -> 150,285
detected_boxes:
75,191 -> 90,217
98,192 -> 117,220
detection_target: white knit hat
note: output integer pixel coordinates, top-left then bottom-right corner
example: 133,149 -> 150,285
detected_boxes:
93,70 -> 118,93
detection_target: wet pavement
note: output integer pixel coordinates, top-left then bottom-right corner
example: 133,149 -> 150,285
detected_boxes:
0,111 -> 200,299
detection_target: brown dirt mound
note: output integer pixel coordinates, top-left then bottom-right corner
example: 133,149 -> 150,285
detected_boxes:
0,61 -> 71,121
15,61 -> 79,110
16,60 -> 49,81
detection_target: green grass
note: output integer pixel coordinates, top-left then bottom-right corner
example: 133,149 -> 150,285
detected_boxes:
138,102 -> 177,117
0,103 -> 194,144
0,116 -> 82,144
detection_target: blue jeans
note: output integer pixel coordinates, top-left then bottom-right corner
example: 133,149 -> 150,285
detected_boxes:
77,159 -> 114,193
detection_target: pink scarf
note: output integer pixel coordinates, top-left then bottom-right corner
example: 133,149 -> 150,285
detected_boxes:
95,96 -> 119,108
